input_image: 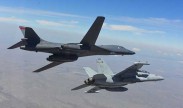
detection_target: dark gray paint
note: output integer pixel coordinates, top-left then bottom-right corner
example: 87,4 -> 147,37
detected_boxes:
8,16 -> 135,72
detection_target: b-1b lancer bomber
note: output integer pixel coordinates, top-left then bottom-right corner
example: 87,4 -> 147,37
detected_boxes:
72,58 -> 164,93
8,16 -> 135,72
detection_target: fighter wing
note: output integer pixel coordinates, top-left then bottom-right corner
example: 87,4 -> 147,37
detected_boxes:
80,16 -> 105,45
114,62 -> 149,78
33,62 -> 65,72
85,86 -> 101,93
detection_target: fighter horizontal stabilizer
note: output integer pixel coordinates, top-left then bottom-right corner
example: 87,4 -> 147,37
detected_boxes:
71,84 -> 89,90
8,38 -> 27,49
80,16 -> 105,45
34,62 -> 64,72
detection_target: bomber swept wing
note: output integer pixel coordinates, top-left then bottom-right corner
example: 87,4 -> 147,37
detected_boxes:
34,62 -> 64,72
80,16 -> 105,45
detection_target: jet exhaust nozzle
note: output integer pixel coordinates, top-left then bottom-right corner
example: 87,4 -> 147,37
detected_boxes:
84,77 -> 95,85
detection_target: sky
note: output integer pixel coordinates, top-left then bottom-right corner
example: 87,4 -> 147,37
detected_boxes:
0,0 -> 182,61
0,1 -> 183,108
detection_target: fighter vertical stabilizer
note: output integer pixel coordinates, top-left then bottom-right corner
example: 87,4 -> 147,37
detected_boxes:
97,58 -> 114,75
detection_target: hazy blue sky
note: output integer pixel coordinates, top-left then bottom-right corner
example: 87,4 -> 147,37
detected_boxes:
0,0 -> 182,62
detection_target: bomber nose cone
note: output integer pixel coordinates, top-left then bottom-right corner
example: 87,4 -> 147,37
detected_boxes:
128,50 -> 135,55
131,51 -> 136,55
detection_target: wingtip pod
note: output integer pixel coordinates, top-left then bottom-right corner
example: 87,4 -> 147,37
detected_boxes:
134,61 -> 150,65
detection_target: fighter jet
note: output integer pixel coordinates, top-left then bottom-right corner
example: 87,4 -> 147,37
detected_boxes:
72,58 -> 164,93
8,16 -> 135,72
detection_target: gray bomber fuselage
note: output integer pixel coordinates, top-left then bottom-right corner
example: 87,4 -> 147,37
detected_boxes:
20,40 -> 135,57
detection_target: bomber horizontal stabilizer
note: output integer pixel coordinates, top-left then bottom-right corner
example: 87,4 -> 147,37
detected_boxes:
8,38 -> 27,49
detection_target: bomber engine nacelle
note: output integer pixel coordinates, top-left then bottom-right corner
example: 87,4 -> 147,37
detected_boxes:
84,77 -> 95,85
47,54 -> 78,62
61,44 -> 91,50
61,44 -> 81,50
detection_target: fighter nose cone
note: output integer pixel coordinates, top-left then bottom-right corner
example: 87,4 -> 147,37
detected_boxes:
156,76 -> 164,81
158,76 -> 164,81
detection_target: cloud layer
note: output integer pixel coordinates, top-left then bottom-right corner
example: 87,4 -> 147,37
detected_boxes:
0,16 -> 28,23
104,23 -> 165,34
